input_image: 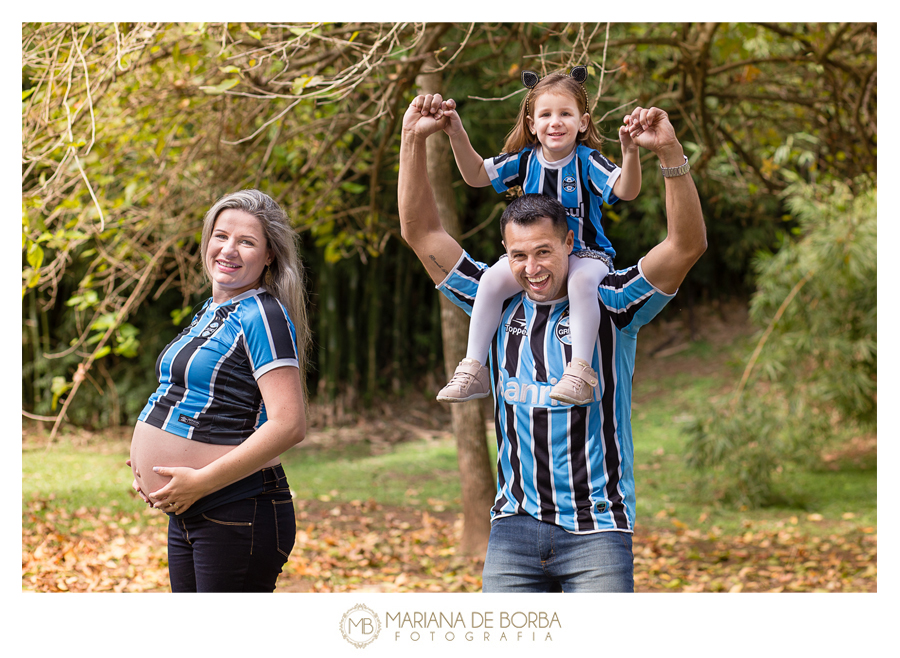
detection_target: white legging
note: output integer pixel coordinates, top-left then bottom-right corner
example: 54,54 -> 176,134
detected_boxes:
465,255 -> 610,365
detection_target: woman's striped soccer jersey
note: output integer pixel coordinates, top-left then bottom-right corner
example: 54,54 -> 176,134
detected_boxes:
138,288 -> 298,445
483,143 -> 622,255
439,252 -> 673,533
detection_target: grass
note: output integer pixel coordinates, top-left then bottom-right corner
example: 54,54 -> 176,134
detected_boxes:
23,440 -> 138,533
21,431 -> 475,532
23,397 -> 875,543
22,320 -> 876,541
282,437 -> 464,508
628,368 -> 876,537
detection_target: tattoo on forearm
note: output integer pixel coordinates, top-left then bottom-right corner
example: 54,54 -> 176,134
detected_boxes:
429,254 -> 449,275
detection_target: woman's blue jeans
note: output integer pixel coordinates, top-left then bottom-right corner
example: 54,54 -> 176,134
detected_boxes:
482,514 -> 634,592
167,466 -> 296,592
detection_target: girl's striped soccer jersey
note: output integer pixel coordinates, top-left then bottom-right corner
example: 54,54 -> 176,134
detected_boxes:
483,143 -> 621,255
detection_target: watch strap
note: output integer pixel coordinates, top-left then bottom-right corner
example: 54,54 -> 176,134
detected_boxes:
659,155 -> 691,178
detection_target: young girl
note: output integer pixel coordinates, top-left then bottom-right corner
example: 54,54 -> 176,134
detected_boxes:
436,66 -> 642,406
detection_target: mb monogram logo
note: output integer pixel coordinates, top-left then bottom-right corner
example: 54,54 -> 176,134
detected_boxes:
340,604 -> 382,648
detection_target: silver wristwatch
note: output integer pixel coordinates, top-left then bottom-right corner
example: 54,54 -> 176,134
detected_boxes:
659,155 -> 691,178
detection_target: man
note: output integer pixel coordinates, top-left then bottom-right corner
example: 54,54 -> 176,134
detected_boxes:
399,93 -> 706,592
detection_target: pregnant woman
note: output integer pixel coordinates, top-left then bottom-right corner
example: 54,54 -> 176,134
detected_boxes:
128,190 -> 311,592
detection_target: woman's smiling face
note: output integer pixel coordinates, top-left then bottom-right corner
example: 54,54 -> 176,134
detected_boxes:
205,208 -> 272,303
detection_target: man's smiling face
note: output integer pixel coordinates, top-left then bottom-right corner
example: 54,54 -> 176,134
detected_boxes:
503,216 -> 574,303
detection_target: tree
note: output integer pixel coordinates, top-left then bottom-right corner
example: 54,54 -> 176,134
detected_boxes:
415,59 -> 494,556
25,22 -> 877,424
23,21 -> 876,518
21,21 -> 499,554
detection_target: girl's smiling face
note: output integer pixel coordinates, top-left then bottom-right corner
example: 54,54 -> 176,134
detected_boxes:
206,208 -> 272,303
526,92 -> 590,162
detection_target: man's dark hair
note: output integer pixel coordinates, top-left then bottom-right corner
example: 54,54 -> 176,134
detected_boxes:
499,194 -> 569,241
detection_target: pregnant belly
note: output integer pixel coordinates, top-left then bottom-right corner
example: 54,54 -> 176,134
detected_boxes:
129,421 -> 242,497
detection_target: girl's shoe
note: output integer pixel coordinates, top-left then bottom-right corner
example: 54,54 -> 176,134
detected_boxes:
437,358 -> 490,402
549,358 -> 598,405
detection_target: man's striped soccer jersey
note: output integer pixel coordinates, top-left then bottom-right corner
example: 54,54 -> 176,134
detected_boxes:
439,252 -> 673,533
138,288 -> 298,445
483,143 -> 622,255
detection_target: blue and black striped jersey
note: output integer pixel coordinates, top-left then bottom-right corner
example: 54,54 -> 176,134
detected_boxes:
138,288 -> 299,445
439,252 -> 673,533
483,144 -> 621,255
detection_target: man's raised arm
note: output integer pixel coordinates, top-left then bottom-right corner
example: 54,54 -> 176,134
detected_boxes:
625,107 -> 707,295
398,94 -> 464,285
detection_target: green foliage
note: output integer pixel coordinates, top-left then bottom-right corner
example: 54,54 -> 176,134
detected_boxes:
21,22 -> 877,432
685,178 -> 876,506
751,181 -> 877,423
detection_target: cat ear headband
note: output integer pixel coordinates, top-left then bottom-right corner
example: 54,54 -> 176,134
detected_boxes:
522,66 -> 589,117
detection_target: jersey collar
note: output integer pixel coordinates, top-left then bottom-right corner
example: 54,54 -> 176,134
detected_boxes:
208,286 -> 265,309
519,291 -> 569,307
533,143 -> 578,169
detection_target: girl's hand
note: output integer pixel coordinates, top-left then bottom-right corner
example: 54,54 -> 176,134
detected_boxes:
618,124 -> 637,154
148,466 -> 208,515
440,98 -> 464,137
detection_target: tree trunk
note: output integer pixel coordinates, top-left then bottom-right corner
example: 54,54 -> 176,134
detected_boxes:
415,66 -> 495,557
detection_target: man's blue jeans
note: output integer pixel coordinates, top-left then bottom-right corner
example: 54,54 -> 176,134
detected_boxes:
482,514 -> 634,592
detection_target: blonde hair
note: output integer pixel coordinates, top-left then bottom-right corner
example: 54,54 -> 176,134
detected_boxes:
201,190 -> 312,405
501,72 -> 605,155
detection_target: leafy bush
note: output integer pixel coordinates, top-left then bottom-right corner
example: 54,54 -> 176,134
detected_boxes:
685,178 -> 876,506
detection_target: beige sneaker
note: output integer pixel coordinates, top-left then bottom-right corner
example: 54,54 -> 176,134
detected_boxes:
436,358 -> 490,403
549,358 -> 598,405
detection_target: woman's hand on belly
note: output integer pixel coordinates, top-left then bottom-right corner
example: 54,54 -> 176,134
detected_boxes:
126,459 -> 152,507
147,465 -> 208,515
131,420 -> 283,515
130,421 -> 238,506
